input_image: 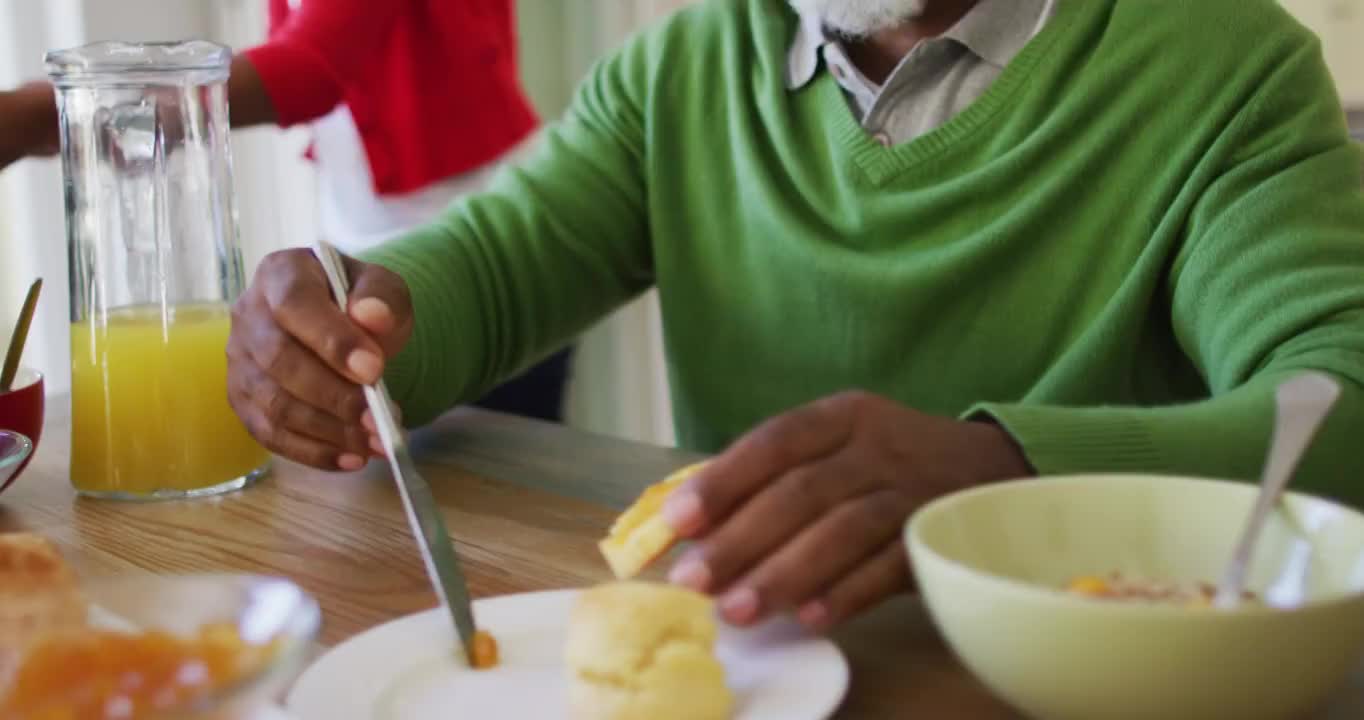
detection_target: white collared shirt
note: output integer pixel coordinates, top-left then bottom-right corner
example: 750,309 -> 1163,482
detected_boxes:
787,0 -> 1057,146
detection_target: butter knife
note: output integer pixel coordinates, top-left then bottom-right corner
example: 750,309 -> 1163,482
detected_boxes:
312,240 -> 479,661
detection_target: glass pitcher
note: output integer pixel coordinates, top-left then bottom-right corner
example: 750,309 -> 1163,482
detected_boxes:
47,41 -> 269,500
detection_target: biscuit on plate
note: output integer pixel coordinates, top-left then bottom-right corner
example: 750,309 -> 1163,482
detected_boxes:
565,581 -> 732,720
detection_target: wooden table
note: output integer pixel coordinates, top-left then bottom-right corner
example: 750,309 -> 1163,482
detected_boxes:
4,402 -> 1362,719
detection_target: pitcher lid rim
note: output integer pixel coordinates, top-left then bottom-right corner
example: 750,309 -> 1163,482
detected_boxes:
45,40 -> 232,79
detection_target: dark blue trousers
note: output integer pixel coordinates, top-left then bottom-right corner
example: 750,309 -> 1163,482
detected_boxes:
472,347 -> 574,422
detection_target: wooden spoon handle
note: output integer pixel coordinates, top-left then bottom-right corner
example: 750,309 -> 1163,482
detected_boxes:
1,278 -> 42,392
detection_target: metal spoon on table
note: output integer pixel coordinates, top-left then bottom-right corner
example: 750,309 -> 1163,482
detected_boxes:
1214,371 -> 1341,609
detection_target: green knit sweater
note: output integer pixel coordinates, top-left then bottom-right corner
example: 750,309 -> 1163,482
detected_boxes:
365,0 -> 1364,505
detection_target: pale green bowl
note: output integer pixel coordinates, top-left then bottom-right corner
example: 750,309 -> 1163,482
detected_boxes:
906,474 -> 1364,720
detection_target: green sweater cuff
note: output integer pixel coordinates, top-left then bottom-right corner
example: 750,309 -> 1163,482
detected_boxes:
963,373 -> 1290,487
360,248 -> 438,425
964,370 -> 1364,509
359,228 -> 485,428
966,402 -> 1171,476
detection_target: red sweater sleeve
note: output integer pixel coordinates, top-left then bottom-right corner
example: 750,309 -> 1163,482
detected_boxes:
241,0 -> 406,127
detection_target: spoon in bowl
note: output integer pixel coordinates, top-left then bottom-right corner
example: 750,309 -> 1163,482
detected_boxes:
1214,371 -> 1341,609
1,278 -> 41,392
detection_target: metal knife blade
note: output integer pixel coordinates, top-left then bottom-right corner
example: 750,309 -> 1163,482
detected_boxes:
311,240 -> 478,660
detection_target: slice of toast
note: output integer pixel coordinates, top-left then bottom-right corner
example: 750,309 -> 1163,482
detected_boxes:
598,463 -> 706,580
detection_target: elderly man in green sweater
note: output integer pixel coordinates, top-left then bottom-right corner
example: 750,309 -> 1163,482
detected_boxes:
227,0 -> 1364,630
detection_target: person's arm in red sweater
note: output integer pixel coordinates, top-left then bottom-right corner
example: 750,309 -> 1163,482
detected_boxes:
0,58 -> 267,173
237,0 -> 406,127
0,0 -> 403,170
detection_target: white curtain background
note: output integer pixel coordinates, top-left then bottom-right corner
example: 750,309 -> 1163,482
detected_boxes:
0,0 -> 1358,445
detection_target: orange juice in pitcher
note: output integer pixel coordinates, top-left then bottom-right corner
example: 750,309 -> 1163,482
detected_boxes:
50,41 -> 267,499
70,304 -> 268,497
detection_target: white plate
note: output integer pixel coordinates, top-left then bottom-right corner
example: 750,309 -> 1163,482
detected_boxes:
287,589 -> 849,720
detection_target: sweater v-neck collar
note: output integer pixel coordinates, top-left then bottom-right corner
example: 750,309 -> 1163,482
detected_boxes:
794,0 -> 1084,185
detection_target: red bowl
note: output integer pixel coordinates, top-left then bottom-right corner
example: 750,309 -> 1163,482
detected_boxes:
0,368 -> 44,493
